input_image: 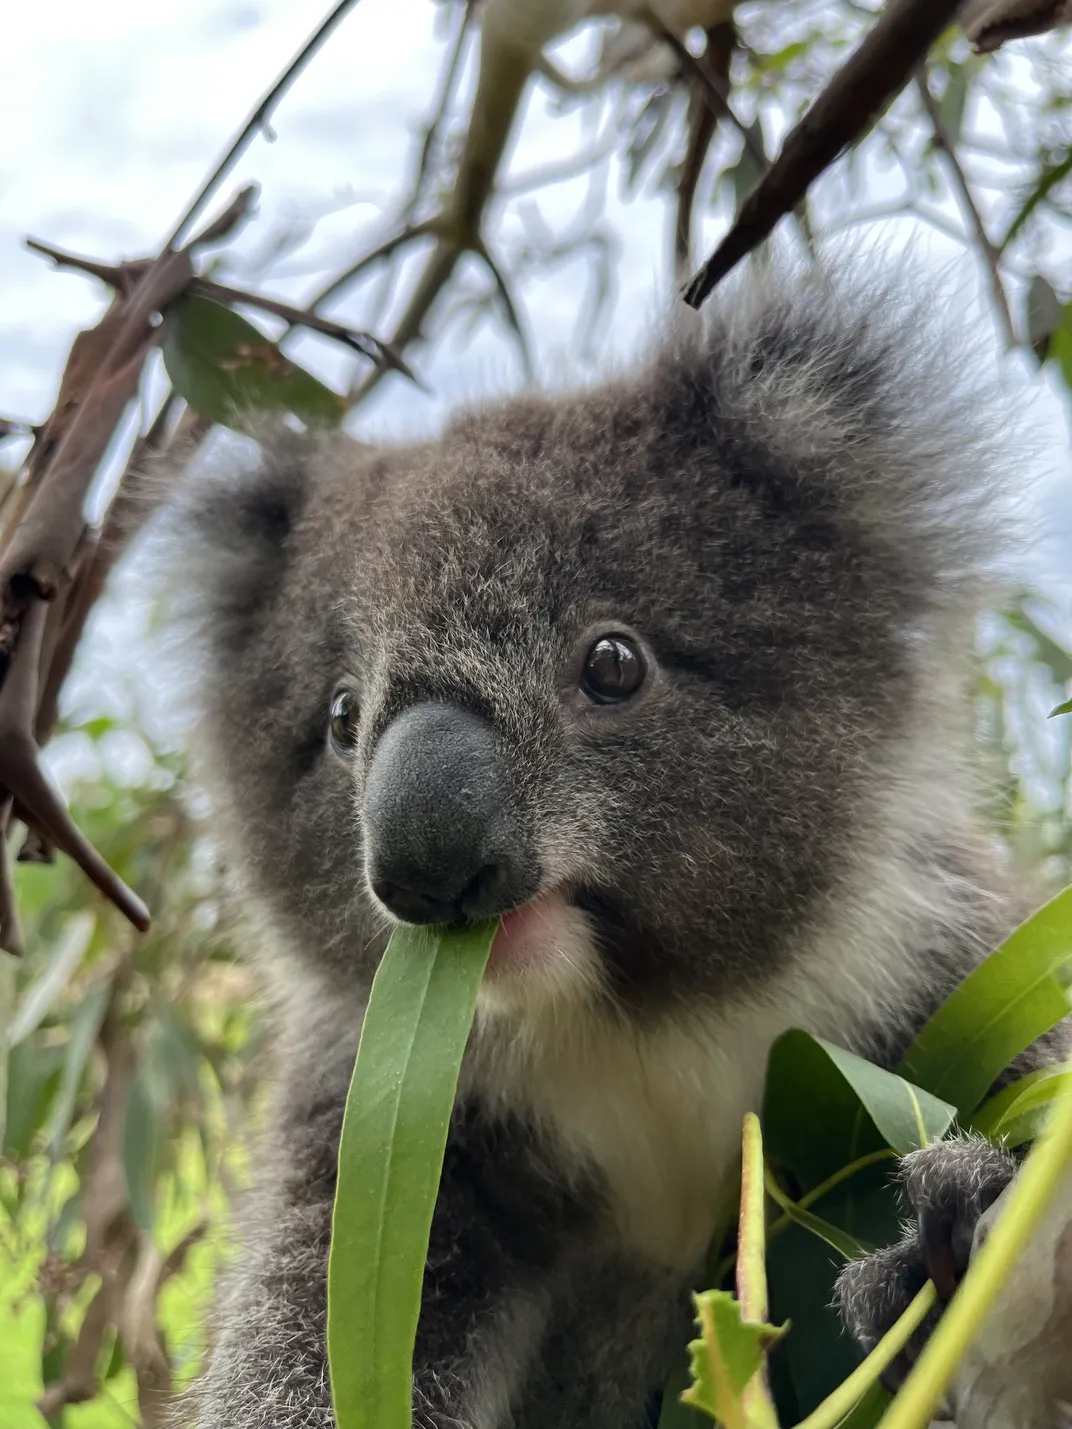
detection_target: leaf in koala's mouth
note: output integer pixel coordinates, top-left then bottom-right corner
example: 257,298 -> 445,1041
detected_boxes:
327,920 -> 496,1429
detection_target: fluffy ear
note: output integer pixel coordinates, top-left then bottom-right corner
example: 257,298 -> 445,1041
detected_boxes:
644,258 -> 1017,624
151,421 -> 317,660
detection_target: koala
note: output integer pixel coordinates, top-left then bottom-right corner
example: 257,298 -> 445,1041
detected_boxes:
160,260 -> 1066,1429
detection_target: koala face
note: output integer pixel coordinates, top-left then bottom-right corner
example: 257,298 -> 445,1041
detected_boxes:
170,269 -> 999,1022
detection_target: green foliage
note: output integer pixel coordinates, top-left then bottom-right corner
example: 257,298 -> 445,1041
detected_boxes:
327,922 -> 495,1429
900,885 -> 1072,1114
734,893 -> 1072,1427
162,294 -> 346,429
682,1290 -> 785,1427
0,715 -> 256,1427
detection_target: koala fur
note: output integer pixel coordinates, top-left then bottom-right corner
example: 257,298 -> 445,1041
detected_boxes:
159,261 -> 1064,1429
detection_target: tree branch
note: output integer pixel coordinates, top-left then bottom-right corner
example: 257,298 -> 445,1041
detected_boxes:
684,0 -> 965,307
165,0 -> 365,248
914,69 -> 1016,349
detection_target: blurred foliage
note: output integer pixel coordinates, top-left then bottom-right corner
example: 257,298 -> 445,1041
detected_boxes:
0,711 -> 261,1429
3,1 -> 1072,1425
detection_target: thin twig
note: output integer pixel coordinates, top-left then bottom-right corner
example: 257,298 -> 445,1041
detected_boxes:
165,0 -> 365,248
25,237 -> 419,384
684,0 -> 965,307
473,240 -> 533,381
403,0 -> 474,224
191,276 -> 420,382
674,20 -> 736,275
914,70 -> 1016,349
310,222 -> 433,313
647,13 -> 763,172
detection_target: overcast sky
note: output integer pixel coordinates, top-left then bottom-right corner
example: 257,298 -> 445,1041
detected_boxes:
2,0 -> 1071,766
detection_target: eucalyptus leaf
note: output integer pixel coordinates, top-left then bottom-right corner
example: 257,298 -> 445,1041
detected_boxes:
762,1031 -> 948,1419
8,911 -> 94,1046
680,1289 -> 786,1424
765,1030 -> 955,1171
765,1186 -> 874,1263
970,1067 -> 1072,1148
162,294 -> 346,429
122,1073 -> 165,1231
899,885 -> 1072,1115
3,1040 -> 65,1159
44,979 -> 111,1154
327,921 -> 495,1429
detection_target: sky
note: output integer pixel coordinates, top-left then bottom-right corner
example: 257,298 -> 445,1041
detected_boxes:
1,0 -> 1070,772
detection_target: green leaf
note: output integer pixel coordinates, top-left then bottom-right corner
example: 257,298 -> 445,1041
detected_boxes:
765,1031 -> 955,1167
161,294 -> 346,429
1002,149 -> 1072,251
1024,275 -> 1065,363
44,979 -> 111,1153
3,1039 -> 65,1158
8,911 -> 94,1045
1053,320 -> 1072,394
327,921 -> 495,1429
761,1032 -> 949,1419
681,1290 -> 786,1424
122,1072 -> 165,1231
969,1067 -> 1072,1147
763,1171 -> 874,1262
1004,606 -> 1072,686
1050,697 -> 1072,719
937,64 -> 970,145
899,885 -> 1072,1116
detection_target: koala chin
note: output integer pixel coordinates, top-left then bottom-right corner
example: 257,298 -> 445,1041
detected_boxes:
159,260 -> 1068,1429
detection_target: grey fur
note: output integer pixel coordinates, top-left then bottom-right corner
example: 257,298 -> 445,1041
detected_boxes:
156,259 -> 1063,1428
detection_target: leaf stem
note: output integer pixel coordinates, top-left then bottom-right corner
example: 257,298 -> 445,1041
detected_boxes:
794,1283 -> 937,1429
737,1115 -> 779,1429
717,1149 -> 895,1281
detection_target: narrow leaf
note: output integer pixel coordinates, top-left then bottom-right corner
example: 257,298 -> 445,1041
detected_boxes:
766,1030 -> 955,1164
681,1290 -> 786,1424
327,921 -> 495,1429
764,1169 -> 875,1262
8,911 -> 94,1045
736,1114 -> 769,1319
45,979 -> 110,1153
970,1067 -> 1072,1147
899,885 -> 1072,1115
122,1074 -> 163,1231
1002,149 -> 1072,251
162,294 -> 346,428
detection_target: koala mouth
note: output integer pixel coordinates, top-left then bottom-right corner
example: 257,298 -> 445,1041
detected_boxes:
487,896 -> 569,974
482,885 -> 652,1008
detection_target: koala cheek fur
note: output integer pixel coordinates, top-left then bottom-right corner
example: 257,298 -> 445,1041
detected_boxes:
155,259 -> 1070,1429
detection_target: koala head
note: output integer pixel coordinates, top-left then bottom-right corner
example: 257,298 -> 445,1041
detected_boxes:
162,265 -> 1005,1023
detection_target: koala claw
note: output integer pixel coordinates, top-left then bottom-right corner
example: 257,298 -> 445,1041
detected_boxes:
834,1137 -> 1017,1388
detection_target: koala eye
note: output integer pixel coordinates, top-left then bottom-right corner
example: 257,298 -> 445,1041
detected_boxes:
580,635 -> 646,705
329,690 -> 360,752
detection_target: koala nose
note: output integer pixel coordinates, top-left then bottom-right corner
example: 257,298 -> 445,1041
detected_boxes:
362,702 -> 538,926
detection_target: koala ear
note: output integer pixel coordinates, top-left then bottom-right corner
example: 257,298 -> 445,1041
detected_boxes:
643,259 -> 1016,623
152,419 -> 316,659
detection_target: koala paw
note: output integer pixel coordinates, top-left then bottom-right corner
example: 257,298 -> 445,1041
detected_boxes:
833,1137 -> 1017,1390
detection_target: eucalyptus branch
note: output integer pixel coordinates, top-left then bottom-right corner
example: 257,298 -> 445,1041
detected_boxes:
165,0 -> 365,248
914,70 -> 1017,349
